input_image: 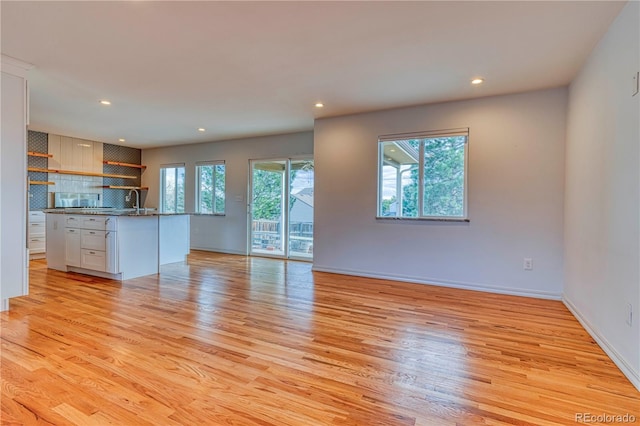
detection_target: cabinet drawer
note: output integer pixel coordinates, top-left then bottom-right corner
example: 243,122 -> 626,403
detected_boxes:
29,221 -> 46,236
81,216 -> 109,230
29,237 -> 46,251
29,211 -> 46,222
81,249 -> 106,272
65,215 -> 83,227
81,229 -> 106,250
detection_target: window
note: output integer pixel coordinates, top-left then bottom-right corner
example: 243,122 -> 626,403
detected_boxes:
196,161 -> 226,214
160,164 -> 185,213
378,128 -> 468,220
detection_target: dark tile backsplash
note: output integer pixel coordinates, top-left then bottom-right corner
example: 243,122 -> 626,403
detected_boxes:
103,143 -> 143,209
27,131 -> 50,210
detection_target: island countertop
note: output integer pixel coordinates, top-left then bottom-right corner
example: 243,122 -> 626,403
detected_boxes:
44,208 -> 190,217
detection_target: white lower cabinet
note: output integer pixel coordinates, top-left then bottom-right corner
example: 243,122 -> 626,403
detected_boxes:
65,215 -> 117,273
47,213 -> 171,280
28,211 -> 46,259
105,231 -> 118,273
65,229 -> 81,267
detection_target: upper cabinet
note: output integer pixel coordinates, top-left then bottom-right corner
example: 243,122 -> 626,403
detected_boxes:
48,134 -> 60,169
48,134 -> 103,174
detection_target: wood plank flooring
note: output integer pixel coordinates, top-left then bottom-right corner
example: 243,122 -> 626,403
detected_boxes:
1,251 -> 638,425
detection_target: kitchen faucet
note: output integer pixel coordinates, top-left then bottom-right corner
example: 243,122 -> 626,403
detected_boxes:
126,189 -> 140,214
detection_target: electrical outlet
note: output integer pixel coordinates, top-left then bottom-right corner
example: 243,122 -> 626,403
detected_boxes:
523,258 -> 533,270
626,303 -> 633,326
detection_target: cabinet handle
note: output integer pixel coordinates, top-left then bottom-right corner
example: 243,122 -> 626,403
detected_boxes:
89,251 -> 95,254
105,232 -> 110,238
89,231 -> 95,234
105,218 -> 110,224
89,218 -> 96,222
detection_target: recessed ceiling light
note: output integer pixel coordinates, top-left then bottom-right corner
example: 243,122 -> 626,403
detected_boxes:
198,128 -> 206,132
99,100 -> 111,105
118,138 -> 126,142
315,103 -> 324,108
471,78 -> 484,85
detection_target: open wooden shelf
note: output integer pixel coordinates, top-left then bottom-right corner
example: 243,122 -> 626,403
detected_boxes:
29,180 -> 55,185
101,186 -> 149,190
103,161 -> 146,169
27,167 -> 137,180
28,151 -> 53,158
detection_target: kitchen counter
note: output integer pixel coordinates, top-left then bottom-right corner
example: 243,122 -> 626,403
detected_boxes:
45,212 -> 190,280
43,208 -> 189,217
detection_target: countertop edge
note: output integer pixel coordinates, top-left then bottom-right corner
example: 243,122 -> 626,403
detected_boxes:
43,209 -> 191,217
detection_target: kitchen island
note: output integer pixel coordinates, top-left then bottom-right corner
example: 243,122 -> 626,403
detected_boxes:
45,210 -> 189,280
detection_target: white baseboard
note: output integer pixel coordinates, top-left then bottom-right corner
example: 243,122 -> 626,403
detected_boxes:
190,246 -> 247,256
311,265 -> 562,300
563,297 -> 640,392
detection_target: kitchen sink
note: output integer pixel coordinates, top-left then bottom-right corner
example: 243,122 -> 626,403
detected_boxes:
126,211 -> 157,216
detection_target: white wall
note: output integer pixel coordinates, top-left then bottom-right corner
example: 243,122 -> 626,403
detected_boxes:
564,1 -> 639,390
142,132 -> 313,255
1,57 -> 30,310
314,88 -> 567,299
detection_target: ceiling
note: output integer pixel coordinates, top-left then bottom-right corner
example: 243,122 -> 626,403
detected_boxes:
1,1 -> 625,149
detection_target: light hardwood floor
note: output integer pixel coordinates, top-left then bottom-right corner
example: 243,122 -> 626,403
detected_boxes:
1,251 -> 638,425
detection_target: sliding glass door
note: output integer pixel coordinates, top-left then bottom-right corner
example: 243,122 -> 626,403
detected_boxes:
288,159 -> 314,259
250,160 -> 286,256
249,158 -> 314,260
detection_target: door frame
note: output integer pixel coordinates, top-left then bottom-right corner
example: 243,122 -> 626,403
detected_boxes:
247,156 -> 313,261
